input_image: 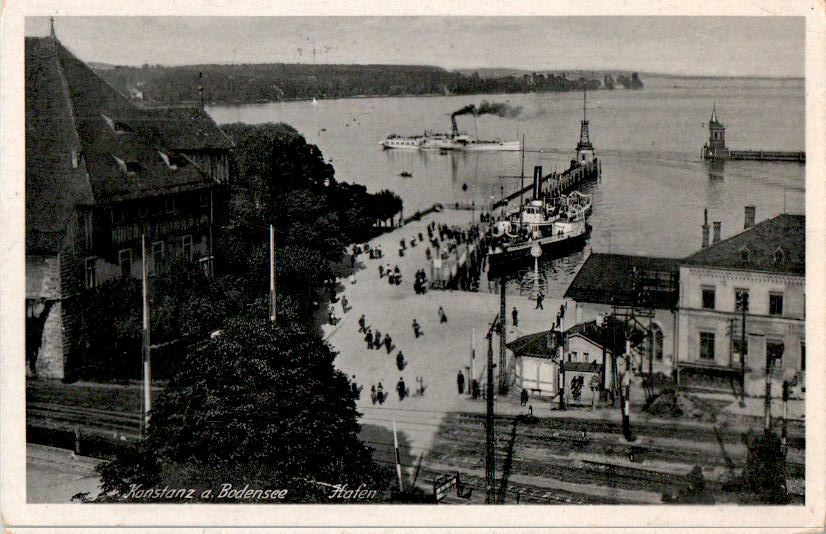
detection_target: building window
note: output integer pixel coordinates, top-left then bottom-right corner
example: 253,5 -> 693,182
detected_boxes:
199,256 -> 213,278
701,286 -> 715,309
151,241 -> 164,273
699,332 -> 715,361
82,212 -> 93,250
733,337 -> 748,360
766,340 -> 784,370
769,292 -> 783,316
165,197 -> 175,213
735,288 -> 749,313
119,249 -> 132,278
583,352 -> 589,361
655,330 -> 664,360
182,235 -> 193,261
801,342 -> 805,371
85,257 -> 96,289
199,191 -> 210,208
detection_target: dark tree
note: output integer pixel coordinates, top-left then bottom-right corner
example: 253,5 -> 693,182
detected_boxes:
95,316 -> 390,502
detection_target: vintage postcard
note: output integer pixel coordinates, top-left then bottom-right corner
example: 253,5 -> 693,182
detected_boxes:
2,0 -> 824,531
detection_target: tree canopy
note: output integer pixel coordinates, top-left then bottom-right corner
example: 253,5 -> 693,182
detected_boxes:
95,316 -> 390,502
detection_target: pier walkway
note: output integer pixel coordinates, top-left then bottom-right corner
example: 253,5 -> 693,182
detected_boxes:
492,161 -> 600,211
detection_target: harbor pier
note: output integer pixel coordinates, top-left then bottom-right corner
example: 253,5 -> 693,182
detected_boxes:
702,106 -> 805,163
491,160 -> 600,212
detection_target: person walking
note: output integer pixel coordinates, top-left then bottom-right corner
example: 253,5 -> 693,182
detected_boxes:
358,314 -> 366,333
457,370 -> 465,395
341,295 -> 349,313
520,388 -> 529,406
512,307 -> 519,328
374,330 -> 382,350
396,377 -> 407,401
370,385 -> 377,405
384,334 -> 393,353
412,319 -> 422,338
396,351 -> 406,371
379,264 -> 384,278
438,306 -> 448,324
377,382 -> 385,404
365,329 -> 374,350
536,291 -> 544,310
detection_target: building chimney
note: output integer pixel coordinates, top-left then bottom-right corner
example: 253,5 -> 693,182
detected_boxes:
533,166 -> 543,200
744,205 -> 756,229
712,221 -> 721,244
197,72 -> 205,115
701,208 -> 710,248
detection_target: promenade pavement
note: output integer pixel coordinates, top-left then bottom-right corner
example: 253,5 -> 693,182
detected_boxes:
322,210 -> 569,478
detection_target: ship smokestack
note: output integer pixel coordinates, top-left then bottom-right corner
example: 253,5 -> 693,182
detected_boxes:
450,115 -> 458,137
701,209 -> 710,248
712,221 -> 721,244
533,166 -> 543,200
744,205 -> 756,229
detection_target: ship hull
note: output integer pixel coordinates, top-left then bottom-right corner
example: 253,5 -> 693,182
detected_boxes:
486,224 -> 590,279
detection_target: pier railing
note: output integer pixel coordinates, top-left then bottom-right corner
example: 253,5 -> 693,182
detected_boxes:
491,160 -> 600,211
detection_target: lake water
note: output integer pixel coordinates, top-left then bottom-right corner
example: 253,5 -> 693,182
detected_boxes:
208,76 -> 805,297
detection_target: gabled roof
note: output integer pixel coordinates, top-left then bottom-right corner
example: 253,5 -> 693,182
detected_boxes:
564,253 -> 680,308
565,320 -> 625,356
682,214 -> 804,276
507,329 -> 560,360
26,37 -> 94,253
26,36 -> 233,252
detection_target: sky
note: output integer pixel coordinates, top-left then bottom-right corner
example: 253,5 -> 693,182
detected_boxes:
25,16 -> 805,78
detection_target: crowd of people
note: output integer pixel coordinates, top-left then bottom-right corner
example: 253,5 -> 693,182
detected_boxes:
344,223 -> 473,406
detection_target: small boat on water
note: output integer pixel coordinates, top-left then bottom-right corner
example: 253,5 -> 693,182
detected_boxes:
399,171 -> 413,177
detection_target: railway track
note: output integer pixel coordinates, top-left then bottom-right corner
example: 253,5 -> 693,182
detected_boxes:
27,402 -> 141,438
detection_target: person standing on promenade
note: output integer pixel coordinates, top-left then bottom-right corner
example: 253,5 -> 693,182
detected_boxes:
365,328 -> 374,350
396,377 -> 407,401
374,330 -> 382,350
384,334 -> 393,353
377,382 -> 385,404
536,291 -> 544,310
439,306 -> 448,324
370,385 -> 377,405
512,307 -> 519,327
412,319 -> 422,338
457,370 -> 465,394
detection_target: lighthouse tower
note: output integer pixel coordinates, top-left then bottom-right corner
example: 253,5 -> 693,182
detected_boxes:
703,103 -> 730,159
576,90 -> 595,164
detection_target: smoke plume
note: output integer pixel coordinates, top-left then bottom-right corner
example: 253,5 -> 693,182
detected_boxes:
451,100 -> 523,119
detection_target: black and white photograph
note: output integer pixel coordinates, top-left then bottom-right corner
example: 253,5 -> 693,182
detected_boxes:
2,2 -> 824,531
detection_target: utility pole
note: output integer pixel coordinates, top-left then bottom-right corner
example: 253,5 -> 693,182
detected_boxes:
739,293 -> 748,407
269,224 -> 276,325
469,328 -> 475,397
485,319 -> 496,504
621,318 -> 633,441
498,277 -> 507,394
519,134 -> 525,210
141,233 -> 151,436
764,348 -> 772,431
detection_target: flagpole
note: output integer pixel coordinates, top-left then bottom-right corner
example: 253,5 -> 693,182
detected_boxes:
393,418 -> 404,492
141,232 -> 151,435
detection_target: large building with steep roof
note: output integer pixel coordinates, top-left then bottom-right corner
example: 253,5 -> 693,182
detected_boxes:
26,29 -> 233,379
676,213 -> 805,397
